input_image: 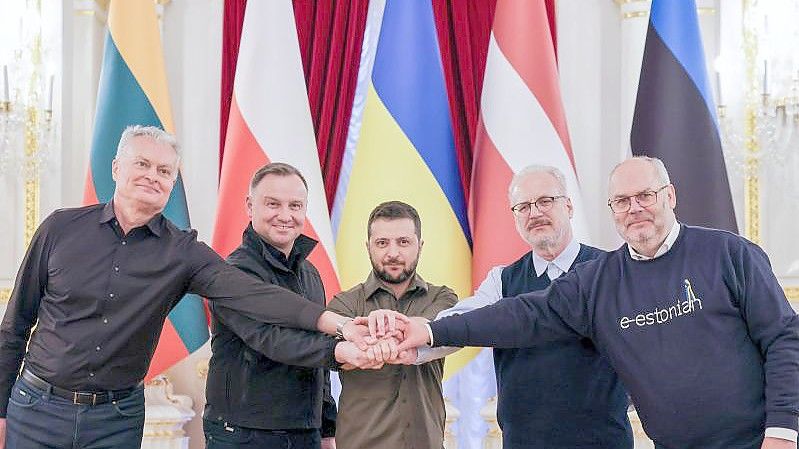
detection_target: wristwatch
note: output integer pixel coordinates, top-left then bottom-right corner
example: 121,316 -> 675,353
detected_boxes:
335,318 -> 353,339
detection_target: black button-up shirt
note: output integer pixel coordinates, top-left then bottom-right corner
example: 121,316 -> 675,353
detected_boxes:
0,202 -> 325,416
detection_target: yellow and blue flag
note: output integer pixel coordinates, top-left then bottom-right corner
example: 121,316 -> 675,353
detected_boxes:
334,0 -> 472,326
84,0 -> 208,378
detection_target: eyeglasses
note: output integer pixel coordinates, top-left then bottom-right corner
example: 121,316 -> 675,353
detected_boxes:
510,196 -> 567,216
607,184 -> 670,213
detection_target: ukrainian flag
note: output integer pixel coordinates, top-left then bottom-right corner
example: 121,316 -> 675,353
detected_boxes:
334,0 -> 475,379
84,0 -> 208,378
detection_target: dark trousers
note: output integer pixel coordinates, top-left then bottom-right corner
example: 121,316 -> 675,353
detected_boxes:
204,418 -> 321,449
5,376 -> 145,449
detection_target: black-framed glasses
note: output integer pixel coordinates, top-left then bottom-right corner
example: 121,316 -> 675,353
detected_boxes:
510,196 -> 567,216
607,184 -> 670,213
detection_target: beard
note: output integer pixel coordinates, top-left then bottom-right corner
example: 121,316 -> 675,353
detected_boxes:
372,258 -> 419,285
531,235 -> 559,252
526,221 -> 567,252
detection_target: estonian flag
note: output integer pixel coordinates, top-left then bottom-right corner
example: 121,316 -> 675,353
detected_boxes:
631,0 -> 738,233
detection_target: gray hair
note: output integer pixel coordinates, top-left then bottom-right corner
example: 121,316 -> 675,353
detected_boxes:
115,125 -> 181,163
508,164 -> 568,200
611,155 -> 670,185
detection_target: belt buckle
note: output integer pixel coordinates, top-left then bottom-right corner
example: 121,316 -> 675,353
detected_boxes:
73,391 -> 98,406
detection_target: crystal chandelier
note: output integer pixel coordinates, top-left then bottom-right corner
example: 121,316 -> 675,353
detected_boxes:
0,0 -> 57,181
717,0 -> 799,200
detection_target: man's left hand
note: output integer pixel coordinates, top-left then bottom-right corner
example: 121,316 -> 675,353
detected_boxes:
321,437 -> 336,449
762,437 -> 797,449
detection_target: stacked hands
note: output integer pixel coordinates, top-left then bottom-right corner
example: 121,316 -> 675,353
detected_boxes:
334,310 -> 432,370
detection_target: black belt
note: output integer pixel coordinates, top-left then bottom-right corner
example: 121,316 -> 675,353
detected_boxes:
21,369 -> 137,406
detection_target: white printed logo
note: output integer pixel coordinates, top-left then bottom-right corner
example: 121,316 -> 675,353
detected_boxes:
619,279 -> 703,329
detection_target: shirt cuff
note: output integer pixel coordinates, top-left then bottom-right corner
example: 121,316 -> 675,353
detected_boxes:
425,323 -> 434,347
765,427 -> 798,442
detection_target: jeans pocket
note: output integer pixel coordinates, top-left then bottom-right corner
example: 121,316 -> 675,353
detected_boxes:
8,380 -> 43,408
111,389 -> 145,418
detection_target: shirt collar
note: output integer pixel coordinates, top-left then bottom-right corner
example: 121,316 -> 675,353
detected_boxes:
99,201 -> 163,237
628,220 -> 681,261
531,238 -> 581,277
363,270 -> 428,300
243,224 -> 317,271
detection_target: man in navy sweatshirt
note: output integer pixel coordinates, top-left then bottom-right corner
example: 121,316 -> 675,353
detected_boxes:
397,156 -> 799,449
413,165 -> 632,448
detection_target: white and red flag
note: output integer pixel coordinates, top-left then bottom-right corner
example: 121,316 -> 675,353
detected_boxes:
212,1 -> 340,297
470,0 -> 588,285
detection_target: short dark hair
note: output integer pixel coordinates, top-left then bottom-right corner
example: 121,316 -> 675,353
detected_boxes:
367,201 -> 422,239
249,162 -> 308,193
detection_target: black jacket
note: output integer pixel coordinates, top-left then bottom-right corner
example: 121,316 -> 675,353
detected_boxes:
204,224 -> 338,435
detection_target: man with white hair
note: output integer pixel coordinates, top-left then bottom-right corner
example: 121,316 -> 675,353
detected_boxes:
414,165 -> 632,448
0,125 -> 370,449
399,156 -> 799,449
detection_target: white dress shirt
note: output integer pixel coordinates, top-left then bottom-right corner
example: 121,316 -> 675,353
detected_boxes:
417,239 -> 581,363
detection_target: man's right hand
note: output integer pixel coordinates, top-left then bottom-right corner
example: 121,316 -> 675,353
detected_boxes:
359,310 -> 410,338
339,320 -> 378,351
335,341 -> 383,370
1,417 -> 6,449
396,318 -> 432,352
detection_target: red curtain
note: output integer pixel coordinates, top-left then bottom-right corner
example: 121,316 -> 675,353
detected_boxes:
432,0 -> 556,203
432,0 -> 496,204
219,0 -> 247,173
293,0 -> 369,210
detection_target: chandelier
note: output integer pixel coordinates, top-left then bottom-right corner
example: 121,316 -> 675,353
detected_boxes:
0,0 -> 57,245
717,0 -> 799,199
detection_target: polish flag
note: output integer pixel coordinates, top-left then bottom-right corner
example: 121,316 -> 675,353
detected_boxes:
212,1 -> 340,297
470,0 -> 588,286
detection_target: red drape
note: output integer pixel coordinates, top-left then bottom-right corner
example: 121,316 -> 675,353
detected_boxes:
432,0 -> 557,203
432,0 -> 496,204
219,0 -> 247,173
293,0 -> 369,210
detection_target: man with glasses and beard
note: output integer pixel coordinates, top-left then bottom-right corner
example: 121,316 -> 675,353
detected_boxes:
326,201 -> 457,449
412,165 -> 632,449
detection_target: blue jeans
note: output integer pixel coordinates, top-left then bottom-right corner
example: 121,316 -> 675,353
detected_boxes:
5,376 -> 145,449
204,418 -> 321,449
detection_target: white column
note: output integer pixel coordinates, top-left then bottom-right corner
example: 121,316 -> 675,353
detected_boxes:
479,396 -> 501,449
629,409 -> 655,449
558,0 -> 626,249
443,396 -> 461,449
142,375 -> 196,449
62,0 -> 106,209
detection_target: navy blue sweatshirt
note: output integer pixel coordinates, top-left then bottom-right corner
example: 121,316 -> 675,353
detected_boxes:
496,244 -> 631,448
432,225 -> 799,449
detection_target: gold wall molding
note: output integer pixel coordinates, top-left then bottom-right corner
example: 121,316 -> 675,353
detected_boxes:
785,287 -> 799,302
619,6 -> 714,20
742,0 -> 762,245
623,11 -> 649,19
24,106 -> 41,247
73,0 -> 108,23
0,289 -> 10,303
